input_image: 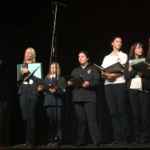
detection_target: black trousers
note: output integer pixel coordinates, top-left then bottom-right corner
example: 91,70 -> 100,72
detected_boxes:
20,95 -> 38,145
129,89 -> 150,142
74,102 -> 101,145
105,83 -> 129,142
46,106 -> 63,143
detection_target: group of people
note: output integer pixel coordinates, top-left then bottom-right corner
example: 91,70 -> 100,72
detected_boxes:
17,36 -> 150,148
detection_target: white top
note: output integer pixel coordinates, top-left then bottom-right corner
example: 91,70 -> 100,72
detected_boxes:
101,51 -> 128,85
130,75 -> 142,90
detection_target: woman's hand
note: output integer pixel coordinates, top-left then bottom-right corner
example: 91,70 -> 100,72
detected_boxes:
48,87 -> 57,93
36,84 -> 44,92
67,80 -> 73,86
21,67 -> 29,75
128,64 -> 133,72
102,72 -> 122,81
82,80 -> 90,88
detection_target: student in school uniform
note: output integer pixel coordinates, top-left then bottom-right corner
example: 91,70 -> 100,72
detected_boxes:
101,36 -> 129,144
68,50 -> 101,146
125,42 -> 150,144
18,47 -> 42,147
43,62 -> 66,146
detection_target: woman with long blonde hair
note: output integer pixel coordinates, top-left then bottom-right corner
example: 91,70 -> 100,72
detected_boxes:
23,47 -> 36,64
18,47 -> 41,148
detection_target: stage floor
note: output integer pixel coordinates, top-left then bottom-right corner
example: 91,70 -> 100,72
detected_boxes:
2,143 -> 150,149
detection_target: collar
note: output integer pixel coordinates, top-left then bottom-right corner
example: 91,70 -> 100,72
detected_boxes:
80,63 -> 89,69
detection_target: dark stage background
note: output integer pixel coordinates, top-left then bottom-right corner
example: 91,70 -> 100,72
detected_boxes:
0,0 -> 150,146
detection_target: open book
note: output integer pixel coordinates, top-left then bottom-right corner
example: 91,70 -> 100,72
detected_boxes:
129,58 -> 150,77
129,58 -> 149,71
94,62 -> 125,73
129,58 -> 146,66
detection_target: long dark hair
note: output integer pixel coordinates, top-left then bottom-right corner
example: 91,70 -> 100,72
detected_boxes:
129,42 -> 144,59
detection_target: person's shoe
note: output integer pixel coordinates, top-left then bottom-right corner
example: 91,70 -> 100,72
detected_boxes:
88,143 -> 101,147
110,140 -> 120,144
47,142 -> 53,147
93,141 -> 102,146
54,136 -> 59,141
139,139 -> 150,144
53,136 -> 63,145
74,142 -> 86,147
26,144 -> 34,148
119,141 -> 128,144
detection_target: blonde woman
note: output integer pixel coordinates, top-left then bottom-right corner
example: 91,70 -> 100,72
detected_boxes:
43,62 -> 66,146
18,47 -> 41,148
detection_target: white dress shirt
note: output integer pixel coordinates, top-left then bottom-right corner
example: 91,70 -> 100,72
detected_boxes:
101,51 -> 128,85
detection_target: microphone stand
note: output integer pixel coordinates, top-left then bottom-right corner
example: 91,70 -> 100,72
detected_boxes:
50,0 -> 68,64
49,0 -> 67,142
50,2 -> 58,64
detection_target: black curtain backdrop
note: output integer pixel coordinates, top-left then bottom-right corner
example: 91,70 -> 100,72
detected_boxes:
0,0 -> 150,146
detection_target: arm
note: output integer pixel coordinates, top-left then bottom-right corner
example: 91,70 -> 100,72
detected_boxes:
67,68 -> 83,88
101,71 -> 123,81
124,63 -> 138,80
56,77 -> 67,95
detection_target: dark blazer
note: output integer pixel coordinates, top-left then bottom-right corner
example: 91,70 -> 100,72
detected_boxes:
18,76 -> 41,120
70,64 -> 100,103
43,76 -> 66,107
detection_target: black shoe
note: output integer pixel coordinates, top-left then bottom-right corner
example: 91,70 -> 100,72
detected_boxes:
139,139 -> 150,144
86,144 -> 99,147
54,136 -> 60,142
47,142 -> 58,148
96,143 -> 101,146
93,141 -> 101,146
110,140 -> 120,144
119,141 -> 128,144
24,143 -> 34,148
55,136 -> 64,144
47,142 -> 53,147
74,142 -> 86,147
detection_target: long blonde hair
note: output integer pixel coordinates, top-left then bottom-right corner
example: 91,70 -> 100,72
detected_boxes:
23,47 -> 36,64
47,62 -> 61,78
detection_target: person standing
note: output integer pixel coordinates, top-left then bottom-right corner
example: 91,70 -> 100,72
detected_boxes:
101,36 -> 129,144
125,42 -> 150,143
68,50 -> 101,146
43,62 -> 66,146
18,47 -> 42,148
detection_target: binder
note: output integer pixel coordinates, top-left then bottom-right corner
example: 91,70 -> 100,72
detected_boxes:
129,58 -> 146,66
70,77 -> 84,88
94,62 -> 125,73
17,63 -> 43,81
129,58 -> 150,77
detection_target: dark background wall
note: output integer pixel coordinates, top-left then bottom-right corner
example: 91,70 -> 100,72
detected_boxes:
0,0 -> 150,146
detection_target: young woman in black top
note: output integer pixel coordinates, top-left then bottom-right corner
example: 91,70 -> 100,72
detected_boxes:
68,50 -> 101,146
